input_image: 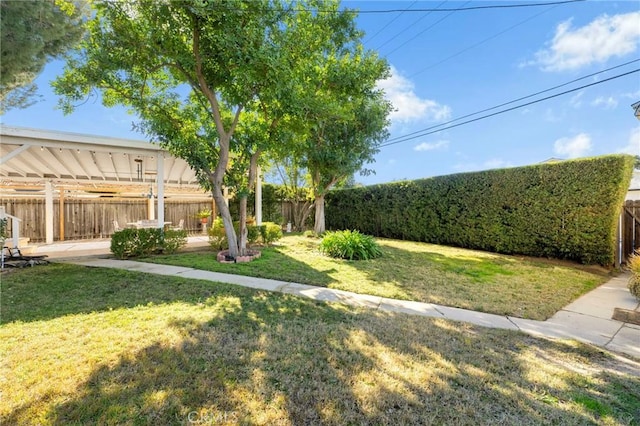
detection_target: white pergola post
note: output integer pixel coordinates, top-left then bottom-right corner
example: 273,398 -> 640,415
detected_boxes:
255,166 -> 262,225
157,154 -> 165,228
45,181 -> 54,244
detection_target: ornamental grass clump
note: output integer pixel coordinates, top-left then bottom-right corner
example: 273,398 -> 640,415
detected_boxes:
628,251 -> 640,300
320,230 -> 382,260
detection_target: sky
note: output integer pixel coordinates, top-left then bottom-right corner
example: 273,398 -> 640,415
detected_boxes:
1,0 -> 639,186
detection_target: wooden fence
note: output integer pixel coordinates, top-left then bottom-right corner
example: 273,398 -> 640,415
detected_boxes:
4,196 -> 640,265
0,198 -> 214,242
621,200 -> 640,264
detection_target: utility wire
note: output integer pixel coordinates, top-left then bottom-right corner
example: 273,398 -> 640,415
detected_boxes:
374,1 -> 447,52
380,67 -> 640,148
384,59 -> 640,145
363,0 -> 418,44
408,3 -> 559,77
175,0 -> 585,14
382,1 -> 470,57
353,0 -> 585,13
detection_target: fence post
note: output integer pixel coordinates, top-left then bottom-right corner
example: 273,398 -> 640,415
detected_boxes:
45,181 -> 54,244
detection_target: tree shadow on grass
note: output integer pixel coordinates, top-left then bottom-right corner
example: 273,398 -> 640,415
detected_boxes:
1,243 -> 341,324
6,288 -> 638,425
142,245 -> 338,287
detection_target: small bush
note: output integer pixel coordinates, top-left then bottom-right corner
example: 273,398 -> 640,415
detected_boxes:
162,229 -> 188,254
261,222 -> 283,245
319,230 -> 382,261
208,217 -> 228,250
628,251 -> 640,300
246,225 -> 261,244
110,228 -> 164,259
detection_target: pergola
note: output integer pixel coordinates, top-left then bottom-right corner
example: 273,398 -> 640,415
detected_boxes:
0,126 -> 255,245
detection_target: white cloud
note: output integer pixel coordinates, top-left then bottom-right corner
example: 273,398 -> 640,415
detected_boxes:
544,108 -> 563,122
591,96 -> 618,109
554,133 -> 592,158
569,91 -> 584,108
623,89 -> 640,100
377,66 -> 451,124
618,126 -> 640,155
532,12 -> 640,72
452,158 -> 513,172
414,140 -> 449,152
483,158 -> 513,169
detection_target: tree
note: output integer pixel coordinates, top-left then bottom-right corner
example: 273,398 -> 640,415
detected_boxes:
268,153 -> 315,231
292,45 -> 391,234
1,0 -> 86,113
54,0 -> 360,258
307,92 -> 391,234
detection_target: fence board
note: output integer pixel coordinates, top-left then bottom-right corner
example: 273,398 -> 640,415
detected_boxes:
0,198 -> 214,242
623,200 -> 640,263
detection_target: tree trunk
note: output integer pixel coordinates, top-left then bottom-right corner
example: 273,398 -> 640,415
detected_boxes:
210,131 -> 239,258
293,200 -> 313,231
212,184 -> 239,257
236,150 -> 260,256
313,193 -> 325,234
238,195 -> 248,256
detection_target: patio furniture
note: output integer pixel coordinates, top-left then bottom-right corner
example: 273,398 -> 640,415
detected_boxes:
126,220 -> 172,229
170,219 -> 184,230
2,247 -> 49,268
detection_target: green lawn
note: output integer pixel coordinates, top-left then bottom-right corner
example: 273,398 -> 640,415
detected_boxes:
142,235 -> 611,320
1,264 -> 638,425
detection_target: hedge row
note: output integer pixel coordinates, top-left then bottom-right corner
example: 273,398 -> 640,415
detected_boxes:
325,155 -> 635,265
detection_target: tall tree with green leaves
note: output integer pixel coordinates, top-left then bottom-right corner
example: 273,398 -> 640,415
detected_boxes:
1,0 -> 86,113
54,0 -> 360,258
293,45 -> 391,234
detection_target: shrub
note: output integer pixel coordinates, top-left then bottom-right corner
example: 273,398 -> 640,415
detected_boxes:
162,229 -> 188,254
628,251 -> 640,300
325,154 -> 635,265
246,224 -> 261,244
208,217 -> 228,250
319,230 -> 382,261
261,222 -> 283,245
110,228 -> 163,259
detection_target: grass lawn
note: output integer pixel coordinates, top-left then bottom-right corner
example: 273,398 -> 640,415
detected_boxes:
1,264 -> 639,425
142,235 -> 611,320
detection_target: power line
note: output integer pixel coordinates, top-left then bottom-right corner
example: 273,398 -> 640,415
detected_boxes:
363,0 -> 418,44
382,1 -> 470,57
374,1 -> 447,52
408,3 -> 560,77
380,67 -> 640,148
384,59 -> 640,145
353,0 -> 585,14
178,0 -> 585,14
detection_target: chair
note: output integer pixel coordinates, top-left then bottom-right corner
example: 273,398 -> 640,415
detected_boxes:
113,220 -> 121,232
3,247 -> 49,267
171,219 -> 184,231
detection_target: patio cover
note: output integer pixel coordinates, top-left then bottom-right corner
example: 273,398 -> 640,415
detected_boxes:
0,126 -> 208,243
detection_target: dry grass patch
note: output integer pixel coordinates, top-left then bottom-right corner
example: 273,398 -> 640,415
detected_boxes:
143,235 -> 610,320
2,264 -> 638,425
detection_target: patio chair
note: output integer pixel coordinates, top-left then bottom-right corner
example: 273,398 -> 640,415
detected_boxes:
2,247 -> 27,268
3,247 -> 49,267
171,219 -> 184,230
113,220 -> 122,232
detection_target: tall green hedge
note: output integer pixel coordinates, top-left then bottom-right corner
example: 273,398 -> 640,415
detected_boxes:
326,155 -> 634,265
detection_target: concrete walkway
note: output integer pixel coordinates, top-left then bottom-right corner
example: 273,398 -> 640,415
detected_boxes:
34,238 -> 640,358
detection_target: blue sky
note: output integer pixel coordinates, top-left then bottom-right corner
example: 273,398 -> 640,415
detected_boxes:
2,0 -> 639,186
